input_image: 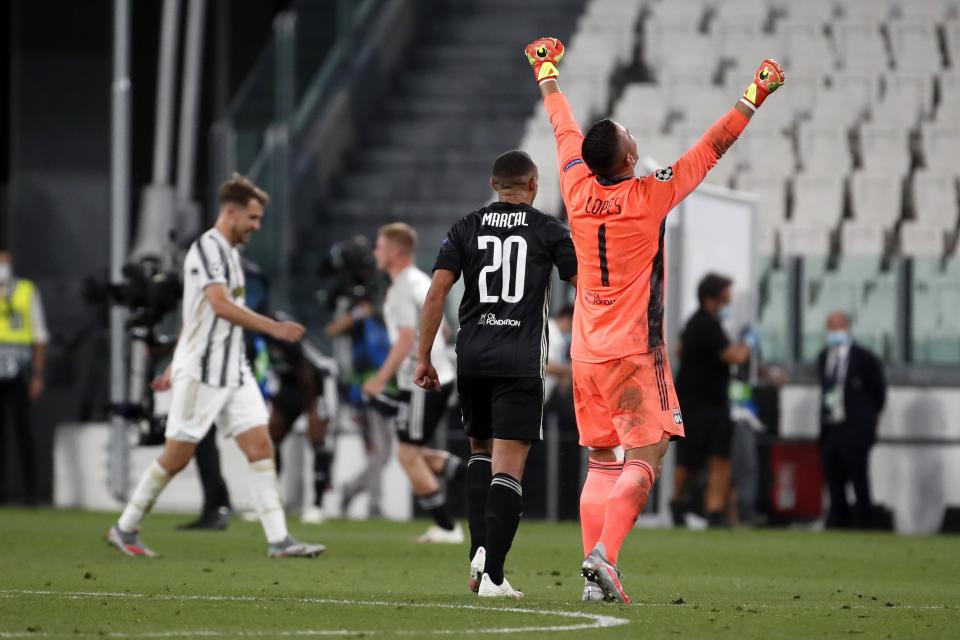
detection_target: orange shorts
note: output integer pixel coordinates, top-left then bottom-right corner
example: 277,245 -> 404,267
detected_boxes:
572,347 -> 685,450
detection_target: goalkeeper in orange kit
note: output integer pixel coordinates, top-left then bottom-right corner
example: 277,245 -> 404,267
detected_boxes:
525,37 -> 784,603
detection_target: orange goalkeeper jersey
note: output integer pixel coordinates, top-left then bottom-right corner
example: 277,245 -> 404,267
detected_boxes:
544,91 -> 748,363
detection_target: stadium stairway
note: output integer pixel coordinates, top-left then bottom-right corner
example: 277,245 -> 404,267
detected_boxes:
311,0 -> 588,263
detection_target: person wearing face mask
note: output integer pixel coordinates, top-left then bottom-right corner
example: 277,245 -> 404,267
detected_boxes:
0,250 -> 49,505
671,273 -> 756,528
817,311 -> 886,529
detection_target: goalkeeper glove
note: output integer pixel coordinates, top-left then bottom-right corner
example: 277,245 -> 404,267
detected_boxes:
740,58 -> 785,111
524,37 -> 565,85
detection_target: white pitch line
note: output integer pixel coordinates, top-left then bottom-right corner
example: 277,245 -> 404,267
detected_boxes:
0,589 -> 630,637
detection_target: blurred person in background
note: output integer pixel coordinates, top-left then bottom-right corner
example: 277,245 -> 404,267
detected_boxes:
671,273 -> 757,528
107,175 -> 325,558
326,298 -> 394,518
544,305 -> 574,403
818,311 -> 886,529
0,250 -> 48,505
363,223 -> 462,543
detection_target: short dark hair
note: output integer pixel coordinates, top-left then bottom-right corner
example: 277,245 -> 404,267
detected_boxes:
697,272 -> 733,305
219,173 -> 270,208
492,150 -> 537,188
581,119 -> 621,177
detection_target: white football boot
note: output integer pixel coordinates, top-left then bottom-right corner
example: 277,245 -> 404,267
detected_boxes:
477,573 -> 523,599
582,578 -> 605,602
416,522 -> 465,544
469,546 -> 486,593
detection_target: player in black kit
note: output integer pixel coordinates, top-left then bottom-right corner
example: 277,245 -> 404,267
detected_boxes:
414,150 -> 577,598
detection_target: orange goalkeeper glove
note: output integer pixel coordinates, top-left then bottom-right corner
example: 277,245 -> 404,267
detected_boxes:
740,58 -> 785,111
524,37 -> 565,85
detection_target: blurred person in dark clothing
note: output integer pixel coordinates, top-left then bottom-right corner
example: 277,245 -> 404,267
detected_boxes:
325,298 -> 394,518
818,311 -> 886,529
671,273 -> 756,527
0,251 -> 48,505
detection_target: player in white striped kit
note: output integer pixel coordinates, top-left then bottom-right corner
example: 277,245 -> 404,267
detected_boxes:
107,175 -> 325,558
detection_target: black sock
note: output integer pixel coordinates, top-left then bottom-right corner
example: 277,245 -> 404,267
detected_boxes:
466,454 -> 492,559
313,444 -> 333,508
417,489 -> 455,531
484,473 -> 523,586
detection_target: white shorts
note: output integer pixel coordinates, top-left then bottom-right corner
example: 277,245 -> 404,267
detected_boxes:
165,374 -> 269,443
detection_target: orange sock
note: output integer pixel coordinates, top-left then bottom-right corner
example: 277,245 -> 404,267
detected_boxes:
579,460 -> 622,556
596,459 -> 655,565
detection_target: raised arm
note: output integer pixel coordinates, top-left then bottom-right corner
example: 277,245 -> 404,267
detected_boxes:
640,59 -> 785,218
524,38 -> 589,184
413,269 -> 456,391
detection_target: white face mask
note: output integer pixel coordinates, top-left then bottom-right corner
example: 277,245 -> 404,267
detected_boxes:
0,263 -> 11,283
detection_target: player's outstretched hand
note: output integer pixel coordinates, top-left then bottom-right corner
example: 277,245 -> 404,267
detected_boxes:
740,58 -> 785,111
272,320 -> 306,343
413,360 -> 441,392
524,37 -> 565,85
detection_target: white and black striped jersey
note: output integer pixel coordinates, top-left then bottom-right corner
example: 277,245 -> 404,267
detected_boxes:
171,228 -> 248,388
433,202 -> 578,378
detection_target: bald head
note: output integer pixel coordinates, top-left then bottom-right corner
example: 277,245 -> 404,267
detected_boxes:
826,312 -> 850,332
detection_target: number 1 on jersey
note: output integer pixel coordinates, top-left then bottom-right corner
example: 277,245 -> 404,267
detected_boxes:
598,224 -> 609,286
478,235 -> 527,303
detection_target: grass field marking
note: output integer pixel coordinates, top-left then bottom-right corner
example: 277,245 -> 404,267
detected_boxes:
0,589 -> 630,636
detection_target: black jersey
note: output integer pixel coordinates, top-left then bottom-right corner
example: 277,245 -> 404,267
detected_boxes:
433,201 -> 577,378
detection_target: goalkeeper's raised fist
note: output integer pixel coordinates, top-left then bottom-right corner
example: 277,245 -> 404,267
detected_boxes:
524,37 -> 565,85
740,58 -> 785,111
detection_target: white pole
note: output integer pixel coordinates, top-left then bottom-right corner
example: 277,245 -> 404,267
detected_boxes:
153,0 -> 181,185
176,0 -> 207,201
109,0 -> 132,501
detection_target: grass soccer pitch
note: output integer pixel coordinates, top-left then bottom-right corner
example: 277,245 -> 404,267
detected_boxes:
1,509 -> 958,639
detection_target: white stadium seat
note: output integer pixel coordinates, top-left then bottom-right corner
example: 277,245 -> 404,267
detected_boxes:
912,170 -> 960,229
858,124 -> 912,177
834,23 -> 891,73
850,171 -> 903,228
792,173 -> 845,226
798,125 -> 854,175
920,124 -> 960,172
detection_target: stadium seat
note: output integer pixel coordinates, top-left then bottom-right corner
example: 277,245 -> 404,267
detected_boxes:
738,172 -> 788,255
810,86 -> 867,129
850,171 -> 904,228
797,125 -> 854,175
737,128 -> 796,178
792,174 -> 845,226
901,223 -> 948,256
780,23 -> 836,76
645,26 -> 721,79
858,124 -> 912,177
888,23 -> 945,71
841,223 -> 888,256
920,124 -> 960,172
834,23 -> 891,73
911,170 -> 960,229
935,71 -> 960,122
776,0 -> 838,25
871,73 -> 935,125
614,84 -> 670,132
838,0 -> 895,21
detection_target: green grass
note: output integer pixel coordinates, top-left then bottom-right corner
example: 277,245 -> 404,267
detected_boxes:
1,508 -> 958,639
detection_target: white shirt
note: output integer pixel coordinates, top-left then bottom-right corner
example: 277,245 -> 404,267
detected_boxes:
383,265 -> 455,390
171,228 -> 249,388
824,343 -> 851,424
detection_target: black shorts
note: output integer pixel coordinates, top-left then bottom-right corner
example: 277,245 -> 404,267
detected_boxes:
395,383 -> 454,445
675,406 -> 733,469
458,375 -> 544,442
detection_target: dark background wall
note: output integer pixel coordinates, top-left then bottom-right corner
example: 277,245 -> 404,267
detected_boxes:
1,0 -> 288,502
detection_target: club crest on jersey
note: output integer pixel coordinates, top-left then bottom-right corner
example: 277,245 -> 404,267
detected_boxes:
655,166 -> 674,182
672,408 -> 684,425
